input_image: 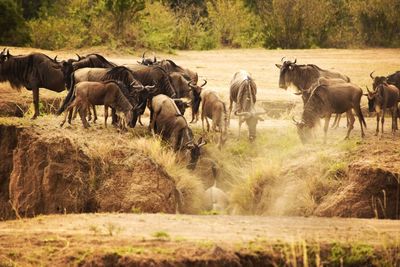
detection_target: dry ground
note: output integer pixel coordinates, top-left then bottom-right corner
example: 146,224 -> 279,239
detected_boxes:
1,47 -> 400,265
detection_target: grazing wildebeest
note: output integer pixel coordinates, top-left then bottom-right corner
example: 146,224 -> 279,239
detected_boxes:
60,81 -> 133,129
365,84 -> 399,136
138,52 -> 157,66
169,71 -> 207,123
200,89 -> 228,149
0,49 -> 66,119
150,94 -> 207,170
293,82 -> 366,144
229,70 -> 265,141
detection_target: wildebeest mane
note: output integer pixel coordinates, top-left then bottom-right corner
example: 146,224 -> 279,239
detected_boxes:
0,54 -> 35,91
102,66 -> 136,87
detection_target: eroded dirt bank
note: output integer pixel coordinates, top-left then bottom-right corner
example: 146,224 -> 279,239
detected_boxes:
0,124 -> 178,220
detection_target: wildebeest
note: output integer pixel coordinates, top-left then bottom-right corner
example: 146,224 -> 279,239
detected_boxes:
365,84 -> 399,136
200,89 -> 228,149
150,94 -> 207,170
275,59 -> 350,103
156,59 -> 198,84
0,48 -> 66,119
138,52 -> 157,66
125,64 -> 177,98
60,81 -> 133,129
370,71 -> 400,91
229,70 -> 264,141
58,66 -> 153,127
293,82 -> 366,143
169,71 -> 207,123
203,165 -> 229,213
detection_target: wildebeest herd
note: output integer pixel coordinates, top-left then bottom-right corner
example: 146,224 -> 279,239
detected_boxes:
1,49 -> 400,169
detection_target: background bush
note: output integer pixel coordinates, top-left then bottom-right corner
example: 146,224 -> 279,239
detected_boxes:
5,0 -> 400,50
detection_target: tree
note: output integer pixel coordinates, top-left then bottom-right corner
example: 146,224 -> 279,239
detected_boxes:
0,0 -> 30,45
105,0 -> 145,34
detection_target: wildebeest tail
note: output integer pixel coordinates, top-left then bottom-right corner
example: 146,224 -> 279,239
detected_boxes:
56,74 -> 76,115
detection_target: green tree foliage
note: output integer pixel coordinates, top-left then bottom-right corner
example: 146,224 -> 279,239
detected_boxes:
4,0 -> 400,50
0,0 -> 30,45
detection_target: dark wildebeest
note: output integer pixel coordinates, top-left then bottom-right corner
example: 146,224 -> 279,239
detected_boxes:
229,70 -> 265,141
150,94 -> 207,170
276,59 -> 350,127
169,71 -> 207,123
60,81 -> 133,130
58,66 -> 153,127
125,64 -> 177,98
57,53 -> 117,115
137,52 -> 157,66
293,82 -> 366,144
370,71 -> 400,91
365,84 -> 399,136
200,89 -> 228,149
0,48 -> 66,119
155,59 -> 198,84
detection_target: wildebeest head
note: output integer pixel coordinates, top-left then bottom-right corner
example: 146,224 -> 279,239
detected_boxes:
173,99 -> 191,115
370,71 -> 387,90
365,85 -> 383,113
0,48 -> 10,63
138,52 -> 157,66
128,82 -> 157,127
235,111 -> 265,142
292,117 -> 313,144
186,137 -> 207,170
188,79 -> 207,113
275,57 -> 297,90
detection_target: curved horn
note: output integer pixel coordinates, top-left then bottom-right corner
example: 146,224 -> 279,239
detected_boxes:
234,111 -> 250,117
370,71 -> 375,80
6,49 -> 10,56
366,85 -> 372,94
54,55 -> 58,62
144,85 -> 156,89
281,56 -> 286,62
201,79 -> 207,87
152,52 -> 156,63
188,81 -> 196,88
142,51 -> 146,60
76,54 -> 81,60
293,58 -> 297,64
198,138 -> 207,147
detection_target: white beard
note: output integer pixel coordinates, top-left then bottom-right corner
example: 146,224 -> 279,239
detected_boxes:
287,83 -> 301,95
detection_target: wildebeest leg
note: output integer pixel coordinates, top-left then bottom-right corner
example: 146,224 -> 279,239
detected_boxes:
228,99 -> 233,127
111,108 -> 118,126
68,109 -> 74,124
31,87 -> 40,119
205,117 -> 211,132
353,106 -> 365,138
331,114 -> 340,129
92,105 -> 97,123
344,111 -> 355,140
375,113 -> 380,136
79,106 -> 90,129
381,108 -> 386,135
87,106 -> 92,121
323,115 -> 331,144
61,102 -> 75,127
104,105 -> 109,128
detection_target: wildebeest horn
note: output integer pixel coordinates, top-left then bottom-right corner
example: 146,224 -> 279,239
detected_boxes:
145,85 -> 156,89
54,55 -> 58,62
188,81 -> 196,88
6,49 -> 10,56
76,54 -> 81,60
235,111 -> 250,118
201,79 -> 207,87
365,86 -> 372,94
198,137 -> 207,147
142,52 -> 146,60
370,71 -> 375,80
152,52 -> 156,63
293,58 -> 297,64
281,56 -> 286,62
